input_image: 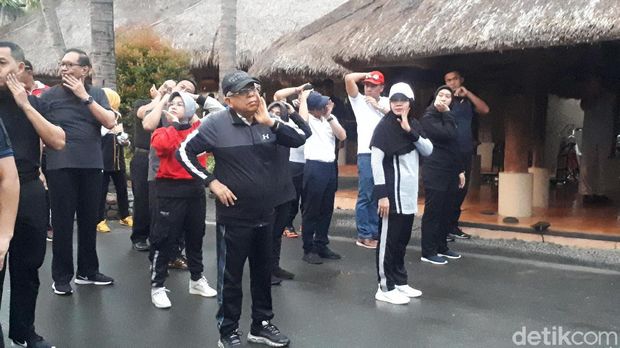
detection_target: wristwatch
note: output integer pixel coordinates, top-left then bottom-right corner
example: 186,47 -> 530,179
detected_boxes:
82,95 -> 94,105
326,116 -> 334,122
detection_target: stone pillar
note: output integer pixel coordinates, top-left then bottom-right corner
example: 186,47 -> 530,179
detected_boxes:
498,95 -> 533,217
528,167 -> 550,208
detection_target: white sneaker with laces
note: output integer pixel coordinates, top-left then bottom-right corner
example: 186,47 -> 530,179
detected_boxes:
375,286 -> 410,305
151,287 -> 171,308
395,284 -> 423,298
189,276 -> 217,297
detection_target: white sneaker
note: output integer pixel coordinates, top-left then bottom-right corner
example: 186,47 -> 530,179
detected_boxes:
375,287 -> 410,305
151,287 -> 171,308
395,284 -> 423,298
189,276 -> 217,297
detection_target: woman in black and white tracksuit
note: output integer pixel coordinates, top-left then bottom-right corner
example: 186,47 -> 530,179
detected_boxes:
371,83 -> 433,305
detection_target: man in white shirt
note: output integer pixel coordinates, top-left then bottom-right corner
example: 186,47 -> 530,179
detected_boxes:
345,71 -> 389,249
299,91 -> 347,264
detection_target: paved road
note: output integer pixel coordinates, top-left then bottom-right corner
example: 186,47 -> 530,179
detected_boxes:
1,219 -> 618,348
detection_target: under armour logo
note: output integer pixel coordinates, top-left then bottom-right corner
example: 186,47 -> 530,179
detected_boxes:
262,134 -> 270,140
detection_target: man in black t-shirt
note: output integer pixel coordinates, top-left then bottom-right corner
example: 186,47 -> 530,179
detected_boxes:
40,48 -> 117,296
0,41 -> 65,348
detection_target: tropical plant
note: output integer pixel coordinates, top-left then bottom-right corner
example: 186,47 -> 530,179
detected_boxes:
115,25 -> 190,146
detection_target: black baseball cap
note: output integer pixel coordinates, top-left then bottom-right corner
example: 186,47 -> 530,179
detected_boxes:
221,70 -> 259,96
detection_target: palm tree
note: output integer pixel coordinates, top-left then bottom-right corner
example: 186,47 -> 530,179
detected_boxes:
40,0 -> 65,59
219,0 -> 237,98
90,0 -> 116,88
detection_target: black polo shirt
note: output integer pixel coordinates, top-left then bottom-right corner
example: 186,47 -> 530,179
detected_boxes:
132,99 -> 151,150
40,85 -> 111,170
0,92 -> 53,181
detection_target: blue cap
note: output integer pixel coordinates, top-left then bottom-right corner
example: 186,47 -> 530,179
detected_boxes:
307,91 -> 329,111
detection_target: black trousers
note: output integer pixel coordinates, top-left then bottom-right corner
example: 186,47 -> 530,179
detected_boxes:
450,152 -> 472,230
285,161 -> 304,228
376,213 -> 414,292
216,223 -> 273,336
150,194 -> 206,287
0,179 -> 47,342
130,150 -> 149,243
301,160 -> 337,253
148,181 -> 183,261
421,185 -> 458,257
47,168 -> 102,283
99,170 -> 130,221
271,202 -> 291,269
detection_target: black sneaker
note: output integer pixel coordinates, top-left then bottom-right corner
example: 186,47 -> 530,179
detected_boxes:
273,267 -> 295,280
302,252 -> 323,264
218,329 -> 242,348
52,282 -> 73,295
74,272 -> 114,285
12,334 -> 56,348
438,250 -> 462,259
271,274 -> 282,286
248,321 -> 290,347
449,227 -> 471,239
446,235 -> 455,242
132,240 -> 150,252
317,247 -> 341,260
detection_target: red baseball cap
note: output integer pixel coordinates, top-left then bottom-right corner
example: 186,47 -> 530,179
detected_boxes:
364,71 -> 384,85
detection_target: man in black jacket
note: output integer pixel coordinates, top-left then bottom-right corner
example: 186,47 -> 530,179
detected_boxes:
178,70 -> 304,348
0,41 -> 65,348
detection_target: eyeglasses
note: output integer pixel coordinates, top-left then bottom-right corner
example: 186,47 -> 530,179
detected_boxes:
58,62 -> 82,69
227,83 -> 261,97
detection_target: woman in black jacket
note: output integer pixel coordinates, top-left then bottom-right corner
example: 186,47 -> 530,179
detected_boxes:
420,85 -> 466,265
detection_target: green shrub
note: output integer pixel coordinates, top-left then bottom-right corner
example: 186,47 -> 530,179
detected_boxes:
115,26 -> 191,148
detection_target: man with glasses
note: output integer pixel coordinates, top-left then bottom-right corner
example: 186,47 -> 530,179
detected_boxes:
345,71 -> 389,249
40,48 -> 116,296
178,70 -> 304,348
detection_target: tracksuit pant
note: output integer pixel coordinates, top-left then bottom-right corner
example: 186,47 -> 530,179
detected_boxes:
285,161 -> 304,229
450,151 -> 472,230
301,160 -> 337,254
271,202 -> 291,269
130,150 -> 149,243
148,181 -> 182,262
47,168 -> 102,283
0,178 -> 47,342
99,170 -> 130,221
216,223 -> 274,336
422,184 -> 459,257
150,193 -> 206,287
376,213 -> 414,292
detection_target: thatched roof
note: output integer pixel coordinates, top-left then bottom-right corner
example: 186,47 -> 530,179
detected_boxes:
250,0 -> 620,77
0,0 -> 346,76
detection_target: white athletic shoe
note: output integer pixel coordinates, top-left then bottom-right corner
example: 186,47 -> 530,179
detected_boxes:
189,276 -> 217,297
151,287 -> 171,309
395,284 -> 423,298
375,287 -> 410,305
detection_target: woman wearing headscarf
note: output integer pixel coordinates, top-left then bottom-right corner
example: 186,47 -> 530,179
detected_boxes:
149,91 -> 216,308
370,82 -> 433,305
420,85 -> 466,265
